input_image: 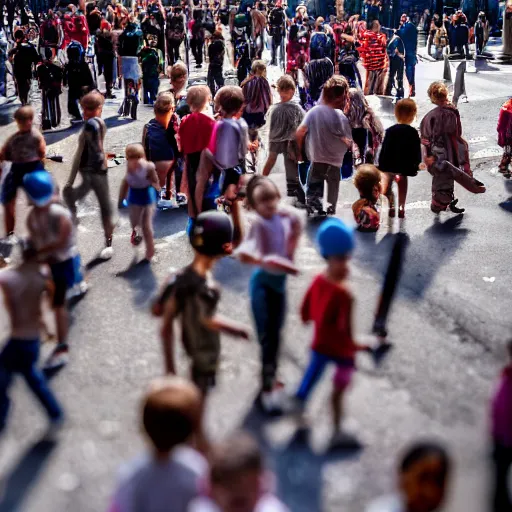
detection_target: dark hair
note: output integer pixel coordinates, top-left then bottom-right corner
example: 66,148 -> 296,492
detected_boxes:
14,29 -> 24,40
214,85 -> 244,116
210,431 -> 263,486
400,442 -> 451,477
369,19 -> 380,30
245,175 -> 280,209
353,164 -> 381,200
44,47 -> 53,60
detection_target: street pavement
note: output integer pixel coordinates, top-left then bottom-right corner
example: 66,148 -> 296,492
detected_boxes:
0,44 -> 511,512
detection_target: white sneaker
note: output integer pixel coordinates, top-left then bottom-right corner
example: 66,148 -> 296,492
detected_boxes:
157,199 -> 180,209
66,280 -> 89,301
99,246 -> 114,260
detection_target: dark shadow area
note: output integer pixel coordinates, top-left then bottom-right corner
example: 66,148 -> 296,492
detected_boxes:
115,258 -> 157,306
214,255 -> 251,294
499,199 -> 512,213
152,207 -> 188,239
242,405 -> 362,512
103,115 -> 135,130
0,100 -> 20,126
0,437 -> 57,512
42,123 -> 81,146
85,256 -> 111,272
475,59 -> 500,72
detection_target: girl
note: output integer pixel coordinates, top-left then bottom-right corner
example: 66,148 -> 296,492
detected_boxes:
124,143 -> 160,261
236,176 -> 302,415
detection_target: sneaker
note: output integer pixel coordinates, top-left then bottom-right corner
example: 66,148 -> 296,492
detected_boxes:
157,198 -> 180,209
130,229 -> 143,246
260,391 -> 282,415
44,343 -> 69,372
329,431 -> 361,450
291,198 -> 307,209
176,193 -> 187,205
65,280 -> 89,301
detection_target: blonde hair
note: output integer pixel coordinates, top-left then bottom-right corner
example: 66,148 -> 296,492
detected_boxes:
427,81 -> 449,105
353,164 -> 381,200
395,98 -> 417,124
170,62 -> 188,81
125,143 -> 145,160
80,91 -> 105,112
276,75 -> 296,92
251,60 -> 267,76
186,85 -> 211,112
154,92 -> 175,115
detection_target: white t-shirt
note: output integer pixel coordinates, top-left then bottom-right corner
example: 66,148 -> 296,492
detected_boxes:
109,446 -> 208,512
189,494 -> 290,512
300,104 -> 352,167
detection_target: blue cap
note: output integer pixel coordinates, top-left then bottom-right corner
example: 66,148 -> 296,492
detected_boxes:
316,218 -> 355,258
23,171 -> 54,207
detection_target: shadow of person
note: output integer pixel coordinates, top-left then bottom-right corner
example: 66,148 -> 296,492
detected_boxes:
115,259 -> 157,306
0,437 -> 57,512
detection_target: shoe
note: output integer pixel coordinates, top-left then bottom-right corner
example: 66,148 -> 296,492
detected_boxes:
157,198 -> 180,209
291,198 -> 307,209
130,229 -> 143,246
329,431 -> 362,450
44,418 -> 65,441
65,280 -> 89,301
449,199 -> 465,214
44,343 -> 69,372
195,64 -> 202,68
398,209 -> 405,219
326,205 -> 336,215
176,193 -> 187,205
389,207 -> 396,218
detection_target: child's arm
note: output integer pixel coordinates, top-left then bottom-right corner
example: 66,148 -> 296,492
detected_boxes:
296,125 -> 308,158
202,314 -> 249,339
194,150 -> 214,216
161,295 -> 178,374
37,132 -> 47,161
343,290 -> 371,352
146,161 -> 161,191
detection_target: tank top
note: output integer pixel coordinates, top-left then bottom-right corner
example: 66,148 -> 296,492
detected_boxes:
126,163 -> 152,189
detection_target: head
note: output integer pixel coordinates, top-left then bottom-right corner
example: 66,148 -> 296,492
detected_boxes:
170,62 -> 188,93
14,29 -> 25,42
315,16 -> 324,30
400,13 -> 408,25
142,376 -> 202,457
427,81 -> 449,106
317,218 -> 354,280
146,33 -> 158,47
186,85 -> 211,113
80,91 -> 104,120
399,442 -> 451,512
369,19 -> 380,32
23,170 -> 54,209
276,74 -> 296,102
190,211 -> 234,258
209,431 -> 264,512
212,29 -> 224,40
251,59 -> 267,77
354,164 -> 381,202
125,142 -> 145,162
245,175 -> 280,219
153,92 -> 175,127
214,85 -> 245,118
14,105 -> 35,132
395,98 -> 417,125
321,75 -> 350,110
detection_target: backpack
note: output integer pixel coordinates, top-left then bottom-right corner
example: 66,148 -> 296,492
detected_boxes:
167,14 -> 184,40
140,47 -> 159,75
310,31 -> 331,59
234,13 -> 249,28
269,7 -> 285,28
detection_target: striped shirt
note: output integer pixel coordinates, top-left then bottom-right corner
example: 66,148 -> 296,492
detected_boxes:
359,30 -> 388,70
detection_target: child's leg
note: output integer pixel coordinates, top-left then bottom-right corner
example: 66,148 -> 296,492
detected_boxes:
195,151 -> 214,216
397,175 -> 408,214
306,162 -> 327,212
382,172 -> 396,216
326,164 -> 341,214
128,204 -> 143,231
296,351 -> 330,402
141,205 -> 155,260
262,151 -> 278,177
331,365 -> 354,434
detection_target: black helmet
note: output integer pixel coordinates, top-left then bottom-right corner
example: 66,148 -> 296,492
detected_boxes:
190,211 -> 233,256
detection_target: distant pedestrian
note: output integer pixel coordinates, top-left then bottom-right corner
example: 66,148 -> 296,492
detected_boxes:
359,20 -> 388,96
497,97 -> 512,177
37,48 -> 63,130
396,14 -> 418,97
207,30 -> 225,97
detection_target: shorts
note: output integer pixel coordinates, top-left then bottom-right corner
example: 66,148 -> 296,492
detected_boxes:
191,366 -> 216,394
1,161 -> 45,204
220,165 -> 243,194
268,141 -> 289,154
128,186 -> 157,206
50,257 -> 77,307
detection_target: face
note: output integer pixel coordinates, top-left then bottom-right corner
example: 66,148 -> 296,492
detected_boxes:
211,471 -> 261,512
278,87 -> 295,102
400,455 -> 447,512
252,183 -> 279,219
17,119 -> 33,131
327,255 -> 349,280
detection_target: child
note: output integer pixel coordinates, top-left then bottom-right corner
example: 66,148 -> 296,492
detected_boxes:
241,60 -> 272,174
124,144 -> 160,261
195,86 -> 248,218
294,218 -> 371,445
140,33 -> 164,105
37,48 -> 63,130
25,171 -> 86,371
108,376 -> 208,512
0,105 -> 46,237
490,339 -> 512,511
296,75 -> 352,216
0,209 -> 63,434
262,75 -> 305,205
179,85 -> 215,223
352,164 -> 382,232
142,92 -> 177,208
153,211 -> 249,400
379,99 -> 422,219
366,442 -> 451,512
497,97 -> 512,178
63,91 -> 115,260
189,431 -> 289,512
236,176 -> 302,414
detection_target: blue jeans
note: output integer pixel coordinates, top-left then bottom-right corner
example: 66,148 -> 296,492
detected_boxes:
0,339 -> 63,430
405,58 -> 416,93
250,270 -> 286,391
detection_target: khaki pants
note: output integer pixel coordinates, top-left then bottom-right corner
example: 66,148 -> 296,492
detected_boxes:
307,162 -> 340,213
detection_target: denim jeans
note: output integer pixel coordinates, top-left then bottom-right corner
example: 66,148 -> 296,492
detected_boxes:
0,339 -> 63,430
405,58 -> 416,93
250,270 -> 286,391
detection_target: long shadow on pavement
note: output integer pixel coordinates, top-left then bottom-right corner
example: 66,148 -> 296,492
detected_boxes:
242,405 -> 362,512
115,258 -> 158,307
0,438 -> 57,512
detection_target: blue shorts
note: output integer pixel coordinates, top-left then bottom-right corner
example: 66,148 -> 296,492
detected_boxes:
128,186 -> 157,206
50,256 -> 80,307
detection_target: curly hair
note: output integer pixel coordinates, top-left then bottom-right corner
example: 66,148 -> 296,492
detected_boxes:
427,81 -> 449,105
353,164 -> 381,200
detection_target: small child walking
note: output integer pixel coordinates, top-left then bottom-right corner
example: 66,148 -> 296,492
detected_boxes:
124,144 -> 160,261
497,97 -> 512,178
294,218 -> 371,446
236,176 -> 302,415
262,75 -> 305,205
378,99 -> 421,219
352,164 -> 382,232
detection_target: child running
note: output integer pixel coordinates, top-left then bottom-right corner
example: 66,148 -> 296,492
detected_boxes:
262,74 -> 305,205
124,143 -> 160,261
352,164 -> 382,232
294,218 -> 371,446
378,99 -> 421,218
236,176 -> 302,415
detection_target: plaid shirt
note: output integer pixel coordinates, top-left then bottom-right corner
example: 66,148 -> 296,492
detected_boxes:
359,30 -> 388,70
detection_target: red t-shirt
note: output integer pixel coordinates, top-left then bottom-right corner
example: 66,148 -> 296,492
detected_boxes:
178,112 -> 216,155
301,274 -> 357,361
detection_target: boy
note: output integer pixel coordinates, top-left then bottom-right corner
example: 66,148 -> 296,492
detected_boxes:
178,85 -> 215,223
140,33 -> 164,105
63,91 -> 114,260
109,376 -> 208,512
25,171 -> 86,371
241,60 -> 272,174
262,75 -> 305,204
0,105 -> 46,237
37,48 -> 64,130
0,222 -> 63,434
296,75 -> 352,215
352,164 -> 381,232
153,211 -> 249,401
294,218 -> 371,446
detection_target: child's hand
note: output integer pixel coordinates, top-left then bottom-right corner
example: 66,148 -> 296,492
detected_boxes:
424,156 -> 436,167
248,140 -> 259,152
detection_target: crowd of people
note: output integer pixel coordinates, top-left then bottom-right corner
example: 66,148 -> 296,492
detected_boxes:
0,0 -> 511,511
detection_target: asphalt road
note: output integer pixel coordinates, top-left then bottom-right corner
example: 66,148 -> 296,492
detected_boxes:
0,49 -> 511,512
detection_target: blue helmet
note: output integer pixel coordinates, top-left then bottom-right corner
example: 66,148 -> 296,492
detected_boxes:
23,171 -> 54,207
316,218 -> 354,258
